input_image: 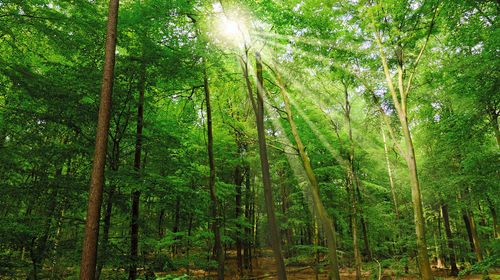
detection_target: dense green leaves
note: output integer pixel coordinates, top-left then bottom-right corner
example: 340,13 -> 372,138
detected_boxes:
0,0 -> 498,279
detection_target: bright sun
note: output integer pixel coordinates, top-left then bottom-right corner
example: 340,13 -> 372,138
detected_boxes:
223,19 -> 240,37
215,15 -> 248,47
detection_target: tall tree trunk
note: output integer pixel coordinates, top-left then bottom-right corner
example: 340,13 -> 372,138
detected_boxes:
468,210 -> 483,261
344,82 -> 362,280
172,195 -> 181,256
203,59 -> 224,280
433,212 -> 445,269
463,212 -> 475,254
51,200 -> 66,278
403,120 -> 433,279
313,215 -> 320,280
129,57 -> 146,280
240,52 -> 287,280
243,165 -> 253,271
96,138 -> 120,280
183,215 -> 192,275
234,163 -> 243,276
95,186 -> 116,280
79,0 -> 119,278
355,182 -> 372,260
381,119 -> 400,221
274,62 -> 340,280
487,198 -> 500,239
372,14 -> 436,279
158,209 -> 165,238
441,203 -> 458,275
279,168 -> 293,252
244,168 -> 251,270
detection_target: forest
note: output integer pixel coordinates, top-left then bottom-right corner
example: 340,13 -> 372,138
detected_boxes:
0,0 -> 499,279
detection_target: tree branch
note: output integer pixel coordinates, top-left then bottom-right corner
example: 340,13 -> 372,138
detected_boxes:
353,72 -> 409,163
371,13 -> 404,118
405,6 -> 438,95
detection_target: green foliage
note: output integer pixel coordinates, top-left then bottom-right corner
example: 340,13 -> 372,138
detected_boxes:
1,0 -> 498,278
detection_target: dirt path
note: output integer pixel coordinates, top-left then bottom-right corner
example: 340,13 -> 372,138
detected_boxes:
168,250 -> 499,279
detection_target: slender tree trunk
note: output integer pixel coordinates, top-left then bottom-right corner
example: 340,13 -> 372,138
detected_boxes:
254,53 -> 287,279
79,1 -> 119,278
203,59 -> 224,280
313,215 -> 320,280
487,199 -> 500,238
96,139 -> 120,280
95,186 -> 116,280
250,176 -> 256,271
355,183 -> 372,260
244,168 -> 251,270
184,215 -> 192,275
434,212 -> 445,269
129,57 -> 146,280
51,202 -> 66,278
402,117 -> 433,279
350,182 -> 361,280
275,62 -> 340,280
172,195 -> 181,255
381,119 -> 399,221
240,52 -> 286,279
279,168 -> 293,252
344,82 -> 362,280
468,210 -> 483,261
235,163 -> 243,276
372,15 -> 436,278
463,212 -> 475,254
441,203 -> 458,275
30,238 -> 38,280
158,209 -> 165,238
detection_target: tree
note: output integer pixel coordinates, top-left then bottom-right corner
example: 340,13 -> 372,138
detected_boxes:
354,2 -> 439,278
240,50 -> 287,280
79,0 -> 119,279
273,63 -> 341,280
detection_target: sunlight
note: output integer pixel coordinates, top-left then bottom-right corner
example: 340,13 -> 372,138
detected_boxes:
223,19 -> 240,37
214,12 -> 249,48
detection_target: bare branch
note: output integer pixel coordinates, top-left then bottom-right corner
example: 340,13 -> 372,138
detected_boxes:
266,137 -> 299,151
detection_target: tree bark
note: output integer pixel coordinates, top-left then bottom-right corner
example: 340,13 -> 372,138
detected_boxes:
235,163 -> 243,276
433,212 -> 445,269
372,12 -> 436,279
172,195 -> 181,255
463,212 -> 475,254
487,198 -> 500,239
279,168 -> 293,251
468,210 -> 483,261
79,0 -> 119,278
441,203 -> 458,275
381,119 -> 400,221
403,120 -> 433,279
355,182 -> 372,260
313,215 -> 320,280
244,167 -> 253,271
242,52 -> 287,280
129,56 -> 146,280
274,62 -> 340,280
96,138 -> 120,280
344,82 -> 362,280
203,59 -> 224,280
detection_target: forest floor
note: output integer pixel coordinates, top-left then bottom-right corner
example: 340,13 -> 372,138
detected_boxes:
164,250 -> 500,280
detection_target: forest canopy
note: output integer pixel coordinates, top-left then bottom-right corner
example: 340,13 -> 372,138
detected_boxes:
0,0 -> 499,279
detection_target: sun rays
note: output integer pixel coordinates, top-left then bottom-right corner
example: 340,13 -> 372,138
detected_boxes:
214,15 -> 389,214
